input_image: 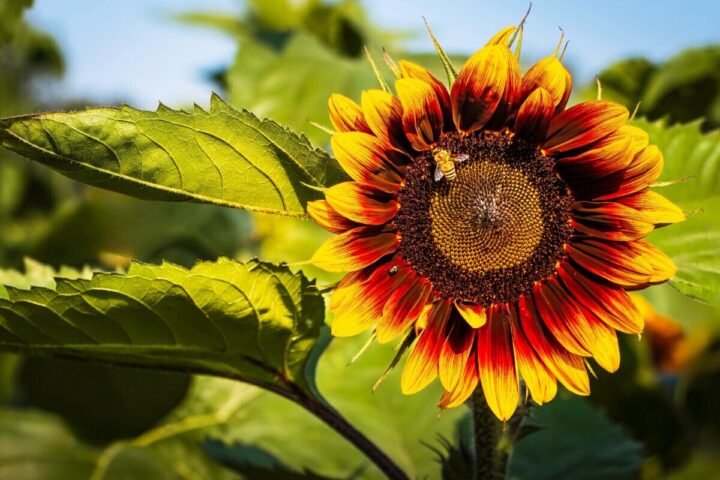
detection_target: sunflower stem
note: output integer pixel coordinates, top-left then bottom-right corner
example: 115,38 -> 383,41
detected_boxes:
471,388 -> 503,480
293,388 -> 409,480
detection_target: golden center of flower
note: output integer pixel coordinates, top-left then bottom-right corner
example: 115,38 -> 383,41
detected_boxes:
395,131 -> 574,306
429,160 -> 544,273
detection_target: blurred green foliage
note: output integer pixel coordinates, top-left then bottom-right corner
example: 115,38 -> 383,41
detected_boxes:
587,46 -> 720,131
1,2 -> 720,480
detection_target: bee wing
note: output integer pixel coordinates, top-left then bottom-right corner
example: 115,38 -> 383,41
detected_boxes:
434,164 -> 445,182
455,154 -> 470,163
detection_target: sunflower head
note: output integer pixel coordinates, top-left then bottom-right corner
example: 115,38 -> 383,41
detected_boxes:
308,24 -> 684,420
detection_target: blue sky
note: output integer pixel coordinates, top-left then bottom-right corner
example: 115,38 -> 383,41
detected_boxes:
27,0 -> 720,109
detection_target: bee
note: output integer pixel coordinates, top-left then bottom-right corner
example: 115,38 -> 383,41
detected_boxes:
432,148 -> 470,182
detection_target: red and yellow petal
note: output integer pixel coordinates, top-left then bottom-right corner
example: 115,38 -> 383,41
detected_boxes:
401,300 -> 452,394
330,258 -> 406,336
455,301 -> 487,328
438,351 -> 480,409
328,93 -> 371,133
518,296 -> 590,395
508,305 -> 557,404
451,45 -> 509,133
311,226 -> 398,272
325,182 -> 398,226
568,238 -> 676,288
486,26 -> 517,46
439,317 -> 475,391
396,77 -> 444,151
543,280 -> 621,372
521,56 -> 572,111
514,87 -> 554,143
477,305 -> 519,421
377,275 -> 433,343
307,199 -> 360,234
398,60 -> 452,127
558,262 -> 644,334
361,90 -> 409,152
543,100 -> 629,154
572,145 -> 664,201
617,190 -> 685,225
572,200 -> 655,241
331,132 -> 404,193
555,125 -> 644,182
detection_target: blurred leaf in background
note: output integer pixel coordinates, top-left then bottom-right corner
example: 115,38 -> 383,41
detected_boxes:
586,45 -> 720,131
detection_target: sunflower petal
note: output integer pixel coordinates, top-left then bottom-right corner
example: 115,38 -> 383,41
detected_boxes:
521,56 -> 572,111
328,93 -> 371,133
451,45 -> 508,133
439,317 -> 475,390
325,182 -> 398,226
508,304 -> 557,404
455,301 -> 487,328
399,60 -> 452,126
544,100 -> 629,153
558,262 -> 644,334
572,145 -> 664,200
361,90 -> 409,152
377,275 -> 433,343
555,125 -> 643,181
533,281 -> 590,356
396,77 -> 444,150
307,199 -> 360,234
617,190 -> 685,225
545,280 -> 621,372
514,87 -> 554,142
568,238 -> 676,287
438,352 -> 480,409
331,259 -> 406,336
401,300 -> 452,394
477,305 -> 519,421
518,296 -> 590,395
486,26 -> 516,46
331,132 -> 403,192
572,200 -> 655,241
311,226 -> 398,272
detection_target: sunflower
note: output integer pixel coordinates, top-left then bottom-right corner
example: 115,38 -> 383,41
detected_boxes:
308,25 -> 684,420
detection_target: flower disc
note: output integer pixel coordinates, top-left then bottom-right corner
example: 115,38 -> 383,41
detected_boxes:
396,131 -> 574,305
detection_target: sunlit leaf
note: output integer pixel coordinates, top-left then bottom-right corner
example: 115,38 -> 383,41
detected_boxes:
0,258 -> 325,398
0,95 -> 345,216
636,119 -> 720,304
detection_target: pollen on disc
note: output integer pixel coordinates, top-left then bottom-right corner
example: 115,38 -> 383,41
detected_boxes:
429,160 -> 544,273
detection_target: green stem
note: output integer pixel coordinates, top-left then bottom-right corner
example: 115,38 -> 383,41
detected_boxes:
292,387 -> 409,480
471,388 -> 502,480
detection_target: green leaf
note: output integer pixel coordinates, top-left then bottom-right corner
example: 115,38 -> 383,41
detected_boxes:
0,408 -> 98,480
0,258 -> 325,397
642,46 -> 720,129
507,396 -> 643,480
0,0 -> 33,43
0,95 -> 345,217
226,33 -> 378,145
634,119 -> 720,304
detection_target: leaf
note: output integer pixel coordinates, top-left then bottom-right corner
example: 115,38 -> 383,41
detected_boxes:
507,396 -> 643,480
226,33 -> 378,146
0,408 -> 98,480
27,191 -> 254,268
642,46 -> 720,129
0,95 -> 345,217
206,440 -> 336,479
208,333 -> 466,479
0,0 -> 33,43
0,258 -> 325,398
635,119 -> 720,304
